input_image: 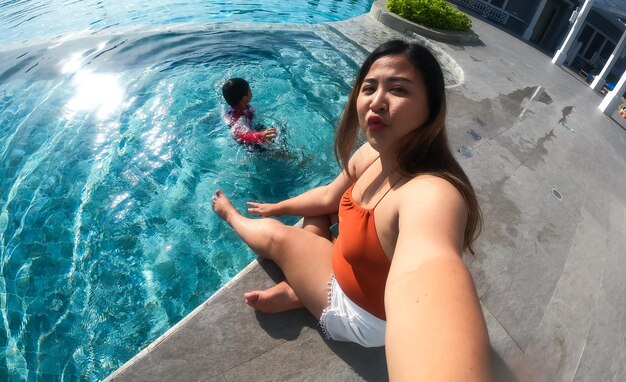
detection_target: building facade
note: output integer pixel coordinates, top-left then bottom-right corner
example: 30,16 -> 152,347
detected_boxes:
450,0 -> 626,84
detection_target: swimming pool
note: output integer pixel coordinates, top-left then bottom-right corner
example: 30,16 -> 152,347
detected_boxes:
1,0 -> 373,46
0,1 -> 372,380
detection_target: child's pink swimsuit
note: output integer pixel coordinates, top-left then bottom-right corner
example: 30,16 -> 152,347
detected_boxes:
225,105 -> 264,145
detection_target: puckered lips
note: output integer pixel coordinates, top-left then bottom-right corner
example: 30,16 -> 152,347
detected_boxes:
367,115 -> 387,132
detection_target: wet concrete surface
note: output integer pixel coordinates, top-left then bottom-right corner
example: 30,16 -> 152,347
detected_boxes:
107,9 -> 626,382
611,110 -> 626,130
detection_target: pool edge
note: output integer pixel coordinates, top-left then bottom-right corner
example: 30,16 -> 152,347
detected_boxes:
102,258 -> 262,382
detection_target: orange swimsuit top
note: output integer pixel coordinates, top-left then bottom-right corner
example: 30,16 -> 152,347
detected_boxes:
332,183 -> 396,320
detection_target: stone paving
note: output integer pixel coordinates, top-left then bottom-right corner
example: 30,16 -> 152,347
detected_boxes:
106,7 -> 626,382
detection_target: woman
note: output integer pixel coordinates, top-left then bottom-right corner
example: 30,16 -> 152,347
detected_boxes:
212,40 -> 491,381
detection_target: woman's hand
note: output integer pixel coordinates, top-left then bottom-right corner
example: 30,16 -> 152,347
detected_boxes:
247,201 -> 279,217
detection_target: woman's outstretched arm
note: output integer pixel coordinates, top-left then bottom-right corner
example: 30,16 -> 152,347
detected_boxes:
247,143 -> 379,217
246,171 -> 350,217
384,176 -> 491,381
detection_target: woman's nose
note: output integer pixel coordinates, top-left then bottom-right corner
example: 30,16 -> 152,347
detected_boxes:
370,90 -> 387,112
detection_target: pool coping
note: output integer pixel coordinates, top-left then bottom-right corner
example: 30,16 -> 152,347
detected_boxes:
369,0 -> 480,43
102,259 -> 263,381
105,220 -> 312,382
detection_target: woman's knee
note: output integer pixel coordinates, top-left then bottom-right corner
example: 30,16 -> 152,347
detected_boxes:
264,225 -> 292,260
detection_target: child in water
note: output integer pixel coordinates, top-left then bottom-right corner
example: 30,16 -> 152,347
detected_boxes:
222,78 -> 277,146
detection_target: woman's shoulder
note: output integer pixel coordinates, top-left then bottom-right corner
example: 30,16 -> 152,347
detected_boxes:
398,174 -> 465,209
349,143 -> 379,177
394,174 -> 468,251
403,173 -> 455,186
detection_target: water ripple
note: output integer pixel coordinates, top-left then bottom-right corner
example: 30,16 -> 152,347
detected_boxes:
0,0 -> 373,45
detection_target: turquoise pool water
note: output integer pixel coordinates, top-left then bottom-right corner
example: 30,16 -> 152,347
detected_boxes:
2,0 -> 373,46
0,1 -> 371,380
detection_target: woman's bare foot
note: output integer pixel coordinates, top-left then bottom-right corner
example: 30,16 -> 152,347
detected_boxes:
244,281 -> 304,313
212,190 -> 238,223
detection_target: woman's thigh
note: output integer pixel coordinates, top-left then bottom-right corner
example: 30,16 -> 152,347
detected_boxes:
269,225 -> 334,319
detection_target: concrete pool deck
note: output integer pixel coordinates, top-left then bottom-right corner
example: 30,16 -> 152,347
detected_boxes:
106,8 -> 626,382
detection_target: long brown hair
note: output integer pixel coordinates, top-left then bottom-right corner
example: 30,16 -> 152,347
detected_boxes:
334,40 -> 482,254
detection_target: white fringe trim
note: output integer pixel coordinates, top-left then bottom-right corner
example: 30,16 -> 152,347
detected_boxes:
318,274 -> 335,340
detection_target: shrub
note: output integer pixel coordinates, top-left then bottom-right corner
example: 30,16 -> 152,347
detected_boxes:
387,0 -> 472,32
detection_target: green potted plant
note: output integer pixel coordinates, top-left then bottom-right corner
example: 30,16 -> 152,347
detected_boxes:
387,0 -> 472,32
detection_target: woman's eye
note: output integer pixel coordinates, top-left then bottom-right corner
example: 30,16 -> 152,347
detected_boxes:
362,86 -> 375,94
391,87 -> 406,94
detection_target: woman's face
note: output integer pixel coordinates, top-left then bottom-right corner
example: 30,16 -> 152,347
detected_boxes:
356,54 -> 429,154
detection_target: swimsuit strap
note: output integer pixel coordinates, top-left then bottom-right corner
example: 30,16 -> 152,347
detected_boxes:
372,176 -> 403,210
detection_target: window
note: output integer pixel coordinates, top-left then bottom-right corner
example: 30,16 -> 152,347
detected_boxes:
584,33 -> 605,60
600,40 -> 616,59
578,25 -> 594,44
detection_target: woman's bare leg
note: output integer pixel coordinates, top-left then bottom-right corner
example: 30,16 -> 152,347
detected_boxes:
244,281 -> 303,313
301,214 -> 338,240
243,215 -> 339,313
213,190 -> 333,318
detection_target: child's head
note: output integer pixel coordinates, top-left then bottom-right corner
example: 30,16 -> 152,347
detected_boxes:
222,78 -> 252,108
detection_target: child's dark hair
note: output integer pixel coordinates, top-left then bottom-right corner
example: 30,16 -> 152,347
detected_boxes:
222,78 -> 250,107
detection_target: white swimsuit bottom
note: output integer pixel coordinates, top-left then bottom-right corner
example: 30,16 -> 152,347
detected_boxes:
319,276 -> 386,348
